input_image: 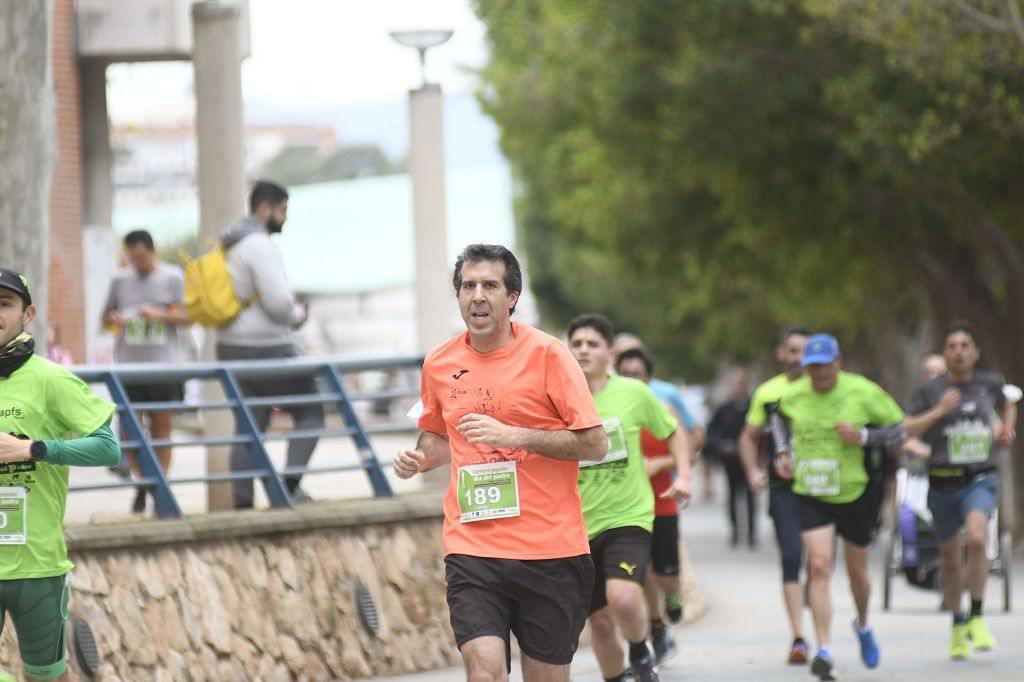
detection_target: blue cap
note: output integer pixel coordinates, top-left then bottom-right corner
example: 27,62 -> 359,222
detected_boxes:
802,334 -> 840,366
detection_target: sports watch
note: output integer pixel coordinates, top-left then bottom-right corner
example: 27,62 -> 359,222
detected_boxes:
29,440 -> 47,461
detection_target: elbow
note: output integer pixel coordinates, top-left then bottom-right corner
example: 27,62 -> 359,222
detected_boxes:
102,443 -> 122,467
583,431 -> 608,462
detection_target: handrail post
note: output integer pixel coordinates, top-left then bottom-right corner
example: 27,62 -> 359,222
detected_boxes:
104,372 -> 183,518
217,368 -> 292,508
322,365 -> 394,497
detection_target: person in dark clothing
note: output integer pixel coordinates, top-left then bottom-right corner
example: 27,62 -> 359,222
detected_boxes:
707,369 -> 756,548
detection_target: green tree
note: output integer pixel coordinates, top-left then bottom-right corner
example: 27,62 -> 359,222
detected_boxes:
475,0 -> 1024,529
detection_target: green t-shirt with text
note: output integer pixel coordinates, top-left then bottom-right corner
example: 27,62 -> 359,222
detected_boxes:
0,356 -> 115,579
578,374 -> 678,538
779,371 -> 903,504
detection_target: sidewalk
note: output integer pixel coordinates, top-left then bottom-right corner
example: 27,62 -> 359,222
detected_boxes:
377,483 -> 1024,681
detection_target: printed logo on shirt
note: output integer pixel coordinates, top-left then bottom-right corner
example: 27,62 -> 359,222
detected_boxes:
453,370 -> 469,380
0,407 -> 23,420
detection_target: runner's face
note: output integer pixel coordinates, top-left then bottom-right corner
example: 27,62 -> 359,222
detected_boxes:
806,359 -> 840,392
616,357 -> 649,382
943,331 -> 979,375
0,292 -> 34,347
570,327 -> 611,379
776,334 -> 808,379
125,244 -> 156,276
457,260 -> 518,340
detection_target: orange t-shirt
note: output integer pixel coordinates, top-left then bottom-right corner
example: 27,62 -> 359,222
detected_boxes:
418,323 -> 601,560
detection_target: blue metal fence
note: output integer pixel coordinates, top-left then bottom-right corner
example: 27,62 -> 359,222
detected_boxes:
72,356 -> 423,518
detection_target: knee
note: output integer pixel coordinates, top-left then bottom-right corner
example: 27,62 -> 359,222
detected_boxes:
966,527 -> 987,553
807,555 -> 831,582
590,611 -> 616,640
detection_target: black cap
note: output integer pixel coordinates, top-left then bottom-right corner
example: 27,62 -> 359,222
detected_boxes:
0,268 -> 32,307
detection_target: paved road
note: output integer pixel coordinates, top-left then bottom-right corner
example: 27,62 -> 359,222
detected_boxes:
378,483 -> 1024,681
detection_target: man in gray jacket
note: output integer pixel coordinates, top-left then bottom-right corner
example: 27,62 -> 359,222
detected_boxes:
216,180 -> 324,508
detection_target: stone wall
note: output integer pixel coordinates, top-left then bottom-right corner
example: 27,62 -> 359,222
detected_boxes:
0,493 -> 460,681
0,492 -> 708,680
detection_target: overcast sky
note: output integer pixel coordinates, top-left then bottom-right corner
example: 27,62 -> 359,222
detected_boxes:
106,0 -> 489,124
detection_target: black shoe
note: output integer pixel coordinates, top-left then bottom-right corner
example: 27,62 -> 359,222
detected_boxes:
631,653 -> 660,682
810,653 -> 836,680
131,488 -> 146,514
651,625 -> 679,665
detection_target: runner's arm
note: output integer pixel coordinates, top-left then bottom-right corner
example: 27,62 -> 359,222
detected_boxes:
994,400 -> 1017,446
41,424 -> 120,467
660,427 -> 693,503
904,388 -> 961,437
394,431 -> 451,479
738,422 -> 767,491
456,413 -> 607,461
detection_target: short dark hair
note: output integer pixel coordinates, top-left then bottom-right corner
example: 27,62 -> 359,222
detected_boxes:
615,347 -> 654,376
567,314 -> 614,347
249,180 -> 289,213
452,244 -> 523,314
779,324 -> 812,345
944,319 -> 979,347
123,230 -> 155,251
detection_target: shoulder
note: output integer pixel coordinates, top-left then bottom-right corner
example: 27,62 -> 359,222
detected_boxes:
609,374 -> 652,397
752,374 -> 785,401
110,266 -> 136,284
423,332 -> 469,369
974,371 -> 1004,388
780,375 -> 810,399
158,263 -> 185,280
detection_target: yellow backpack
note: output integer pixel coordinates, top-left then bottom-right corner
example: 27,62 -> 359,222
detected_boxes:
183,243 -> 255,327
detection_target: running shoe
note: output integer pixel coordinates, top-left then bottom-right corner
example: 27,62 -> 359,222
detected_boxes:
788,638 -> 809,664
967,616 -> 996,651
810,652 -> 836,681
852,618 -> 880,668
664,594 -> 684,624
630,653 -> 660,682
651,626 -> 679,665
949,623 -> 969,660
131,487 -> 146,514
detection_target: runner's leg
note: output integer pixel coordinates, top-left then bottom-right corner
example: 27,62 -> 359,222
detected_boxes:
843,539 -> 871,628
520,654 -> 570,682
803,525 -> 836,649
460,635 -> 508,682
964,509 -> 988,603
589,606 -> 627,678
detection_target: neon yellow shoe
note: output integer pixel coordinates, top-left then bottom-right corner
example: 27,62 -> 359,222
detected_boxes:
950,623 -> 969,660
967,616 -> 996,651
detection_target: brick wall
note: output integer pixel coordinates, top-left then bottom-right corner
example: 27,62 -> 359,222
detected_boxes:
48,0 -> 86,362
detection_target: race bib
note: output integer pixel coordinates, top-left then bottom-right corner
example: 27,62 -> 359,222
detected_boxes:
125,319 -> 167,346
799,459 -> 840,497
0,487 -> 27,545
579,418 -> 629,468
457,461 -> 520,523
948,425 -> 991,465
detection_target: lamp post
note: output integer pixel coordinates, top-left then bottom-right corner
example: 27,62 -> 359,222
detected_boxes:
390,30 -> 453,356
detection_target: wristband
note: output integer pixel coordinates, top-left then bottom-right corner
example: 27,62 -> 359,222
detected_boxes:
859,427 -> 869,446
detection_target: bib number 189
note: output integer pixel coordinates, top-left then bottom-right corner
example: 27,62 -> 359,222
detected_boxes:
457,461 -> 520,523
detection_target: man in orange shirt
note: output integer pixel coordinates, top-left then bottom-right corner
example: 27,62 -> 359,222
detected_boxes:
394,244 -> 607,682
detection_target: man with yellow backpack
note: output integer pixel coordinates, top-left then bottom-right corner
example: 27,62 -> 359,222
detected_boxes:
194,180 -> 322,509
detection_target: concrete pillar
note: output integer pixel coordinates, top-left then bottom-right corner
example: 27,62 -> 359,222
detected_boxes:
80,59 -> 117,363
192,1 -> 247,511
409,84 -> 453,354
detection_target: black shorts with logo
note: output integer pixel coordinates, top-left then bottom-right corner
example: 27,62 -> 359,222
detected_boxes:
588,526 -> 652,614
444,553 -> 594,670
651,515 -> 680,576
797,479 -> 883,547
124,381 -> 185,404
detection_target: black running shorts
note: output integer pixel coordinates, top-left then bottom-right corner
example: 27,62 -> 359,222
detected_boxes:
650,515 -> 680,577
444,553 -> 594,670
796,481 -> 883,548
588,526 -> 652,614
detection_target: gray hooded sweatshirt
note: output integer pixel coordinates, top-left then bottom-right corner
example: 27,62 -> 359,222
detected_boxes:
215,215 -> 305,347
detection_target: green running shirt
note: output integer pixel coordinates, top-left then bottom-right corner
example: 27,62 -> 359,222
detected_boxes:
0,356 -> 115,579
779,371 -> 903,504
579,374 -> 678,538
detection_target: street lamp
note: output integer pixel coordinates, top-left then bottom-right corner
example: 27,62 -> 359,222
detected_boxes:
389,30 -> 453,87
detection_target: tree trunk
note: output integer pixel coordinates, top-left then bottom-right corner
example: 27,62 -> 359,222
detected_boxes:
0,0 -> 55,338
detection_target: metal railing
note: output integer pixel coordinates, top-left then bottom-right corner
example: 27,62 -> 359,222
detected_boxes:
72,356 -> 424,518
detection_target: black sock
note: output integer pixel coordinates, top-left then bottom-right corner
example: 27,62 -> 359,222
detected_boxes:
971,599 -> 982,618
651,618 -> 665,637
604,673 -> 628,682
629,639 -> 650,663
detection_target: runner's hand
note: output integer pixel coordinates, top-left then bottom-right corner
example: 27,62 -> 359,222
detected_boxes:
660,477 -> 692,508
138,304 -> 164,322
774,453 -> 794,480
0,433 -> 31,463
457,413 -> 516,447
904,438 -> 932,459
747,468 -> 768,494
834,421 -> 861,445
393,449 -> 427,479
937,388 -> 961,416
994,423 -> 1016,447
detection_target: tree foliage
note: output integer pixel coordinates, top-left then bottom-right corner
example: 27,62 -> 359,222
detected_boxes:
474,0 -> 1024,391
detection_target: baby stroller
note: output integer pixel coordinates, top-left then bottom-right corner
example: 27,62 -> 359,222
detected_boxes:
882,466 -> 1012,612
